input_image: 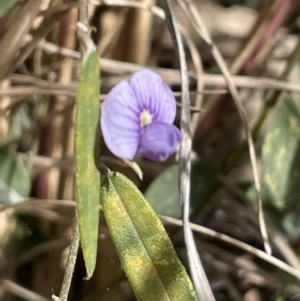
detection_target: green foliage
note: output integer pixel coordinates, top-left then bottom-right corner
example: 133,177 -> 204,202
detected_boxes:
101,172 -> 198,301
75,47 -> 100,279
8,101 -> 32,140
0,147 -> 30,204
262,97 -> 300,211
0,0 -> 18,17
145,161 -> 218,217
0,101 -> 32,148
262,97 -> 300,241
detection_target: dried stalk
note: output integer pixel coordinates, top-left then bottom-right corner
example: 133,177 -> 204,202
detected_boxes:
52,220 -> 79,301
162,0 -> 215,299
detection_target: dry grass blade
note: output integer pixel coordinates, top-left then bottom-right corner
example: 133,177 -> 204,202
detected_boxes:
0,0 -> 40,80
180,26 -> 204,135
126,0 -> 154,64
0,199 -> 76,212
218,175 -> 300,272
2,199 -> 300,281
11,239 -> 69,271
0,86 -> 76,98
159,216 -> 300,280
192,0 -> 292,133
23,34 -> 300,94
98,8 -> 130,56
202,74 -> 300,93
1,278 -> 50,301
11,6 -> 73,74
90,0 -> 165,18
17,153 -> 73,172
178,0 -> 271,256
8,74 -> 77,91
162,0 -> 215,300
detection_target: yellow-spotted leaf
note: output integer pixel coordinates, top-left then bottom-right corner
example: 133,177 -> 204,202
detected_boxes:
101,172 -> 198,301
262,97 -> 300,210
75,39 -> 100,279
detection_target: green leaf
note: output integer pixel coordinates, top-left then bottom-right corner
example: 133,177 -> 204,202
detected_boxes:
145,161 -> 218,217
262,97 -> 300,210
0,147 -> 30,204
101,172 -> 198,301
75,46 -> 100,279
0,0 -> 18,17
8,101 -> 32,140
0,101 -> 33,148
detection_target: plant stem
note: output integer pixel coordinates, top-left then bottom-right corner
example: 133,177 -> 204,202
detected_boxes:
52,219 -> 80,301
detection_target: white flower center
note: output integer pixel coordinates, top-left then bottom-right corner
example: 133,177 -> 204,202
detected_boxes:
140,109 -> 153,127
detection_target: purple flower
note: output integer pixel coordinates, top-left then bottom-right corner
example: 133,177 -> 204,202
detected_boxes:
100,69 -> 182,161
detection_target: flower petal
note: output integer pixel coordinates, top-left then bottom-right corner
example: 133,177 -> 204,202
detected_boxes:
137,122 -> 182,161
130,69 -> 176,124
101,80 -> 141,159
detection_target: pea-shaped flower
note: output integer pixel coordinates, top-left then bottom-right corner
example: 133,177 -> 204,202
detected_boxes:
101,69 -> 182,161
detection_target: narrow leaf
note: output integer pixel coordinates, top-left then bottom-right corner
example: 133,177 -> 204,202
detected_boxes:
101,172 -> 198,301
75,43 -> 100,278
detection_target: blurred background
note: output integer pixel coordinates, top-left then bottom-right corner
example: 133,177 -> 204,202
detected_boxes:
1,0 -> 300,300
